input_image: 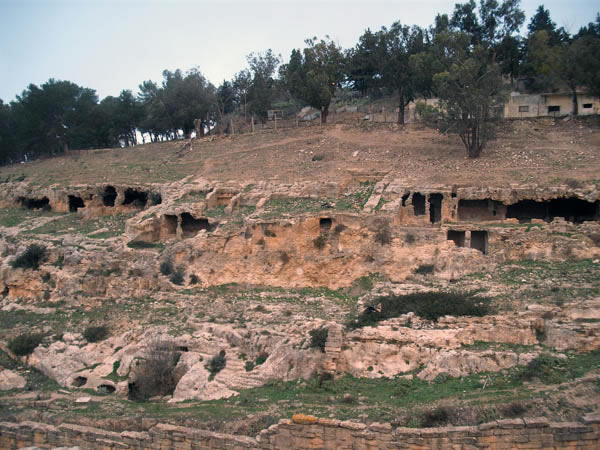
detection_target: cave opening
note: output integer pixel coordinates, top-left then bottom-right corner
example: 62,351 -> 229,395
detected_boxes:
458,199 -> 502,221
162,214 -> 178,237
506,198 -> 598,224
97,384 -> 116,394
72,376 -> 87,387
320,217 -> 332,232
68,195 -> 85,212
181,212 -> 212,238
123,188 -> 148,208
102,186 -> 117,207
471,230 -> 488,254
20,197 -> 50,210
413,193 -> 426,216
401,192 -> 410,207
429,193 -> 443,224
447,230 -> 466,247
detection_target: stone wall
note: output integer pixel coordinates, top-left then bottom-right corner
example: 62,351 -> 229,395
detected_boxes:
2,414 -> 599,449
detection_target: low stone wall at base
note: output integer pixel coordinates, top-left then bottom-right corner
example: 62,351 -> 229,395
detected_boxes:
1,414 -> 599,449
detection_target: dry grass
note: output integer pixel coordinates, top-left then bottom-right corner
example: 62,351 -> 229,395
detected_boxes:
1,117 -> 598,189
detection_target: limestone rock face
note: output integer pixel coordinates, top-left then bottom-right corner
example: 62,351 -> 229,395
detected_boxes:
417,350 -> 537,380
0,368 -> 26,390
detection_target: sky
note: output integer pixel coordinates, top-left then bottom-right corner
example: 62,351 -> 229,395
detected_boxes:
0,0 -> 598,103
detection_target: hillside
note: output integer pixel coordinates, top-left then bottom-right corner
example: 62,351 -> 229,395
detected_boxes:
0,117 -> 599,447
1,117 -> 599,188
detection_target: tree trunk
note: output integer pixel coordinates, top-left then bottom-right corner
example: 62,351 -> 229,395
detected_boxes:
397,92 -> 405,124
468,127 -> 482,158
321,105 -> 329,124
571,86 -> 578,116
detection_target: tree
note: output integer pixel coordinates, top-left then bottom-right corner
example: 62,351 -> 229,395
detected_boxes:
216,80 -> 235,117
383,24 -> 426,123
527,5 -> 568,45
160,68 -> 217,137
0,100 -> 17,165
10,79 -> 101,160
420,47 -> 506,158
137,80 -> 169,142
450,0 -> 525,80
246,50 -> 281,121
346,28 -> 386,95
232,69 -> 251,119
282,37 -> 344,123
346,24 -> 425,123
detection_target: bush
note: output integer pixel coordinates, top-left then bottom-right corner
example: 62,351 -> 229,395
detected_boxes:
313,234 -> 327,249
309,327 -> 329,352
8,333 -> 43,356
159,259 -> 173,276
83,325 -> 110,343
11,244 -> 46,270
255,352 -> 268,366
129,338 -> 181,401
169,268 -> 184,285
127,240 -> 160,249
347,291 -> 491,329
415,264 -> 434,275
333,223 -> 346,234
374,222 -> 391,245
206,350 -> 227,380
519,354 -> 570,384
190,274 -> 200,285
421,407 -> 451,427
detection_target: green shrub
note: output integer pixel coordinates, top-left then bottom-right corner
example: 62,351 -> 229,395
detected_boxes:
127,240 -> 160,249
8,333 -> 44,356
519,354 -> 570,384
83,325 -> 110,343
159,259 -> 173,276
11,244 -> 46,270
313,234 -> 327,249
347,291 -> 491,329
309,327 -> 329,352
421,407 -> 451,427
128,338 -> 181,401
255,352 -> 268,366
374,223 -> 391,245
333,223 -> 346,234
245,361 -> 255,371
206,350 -> 227,380
190,274 -> 200,284
169,268 -> 184,285
415,264 -> 434,275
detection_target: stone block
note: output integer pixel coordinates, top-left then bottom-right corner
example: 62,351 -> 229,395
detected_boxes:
523,417 -> 549,428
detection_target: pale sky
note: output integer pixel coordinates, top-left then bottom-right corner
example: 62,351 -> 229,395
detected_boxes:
0,0 -> 597,103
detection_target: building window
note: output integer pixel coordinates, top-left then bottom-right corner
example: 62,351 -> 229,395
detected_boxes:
548,105 -> 560,113
518,105 -> 529,112
583,103 -> 593,109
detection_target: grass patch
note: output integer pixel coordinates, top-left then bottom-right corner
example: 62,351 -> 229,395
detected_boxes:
83,325 -> 110,343
8,333 -> 44,356
348,291 -> 491,329
10,244 -> 46,270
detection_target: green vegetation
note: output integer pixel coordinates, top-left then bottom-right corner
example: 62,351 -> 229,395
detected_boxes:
10,244 -> 46,270
8,333 -> 44,356
348,291 -> 491,329
0,207 -> 59,228
127,240 -> 163,250
160,259 -> 174,276
309,327 -> 329,352
83,325 -> 110,343
206,350 -> 227,380
129,339 -> 181,401
169,268 -> 185,285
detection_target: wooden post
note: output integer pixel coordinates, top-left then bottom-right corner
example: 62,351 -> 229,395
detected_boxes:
274,115 -> 277,130
251,116 -> 254,133
383,106 -> 386,123
230,119 -> 234,135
